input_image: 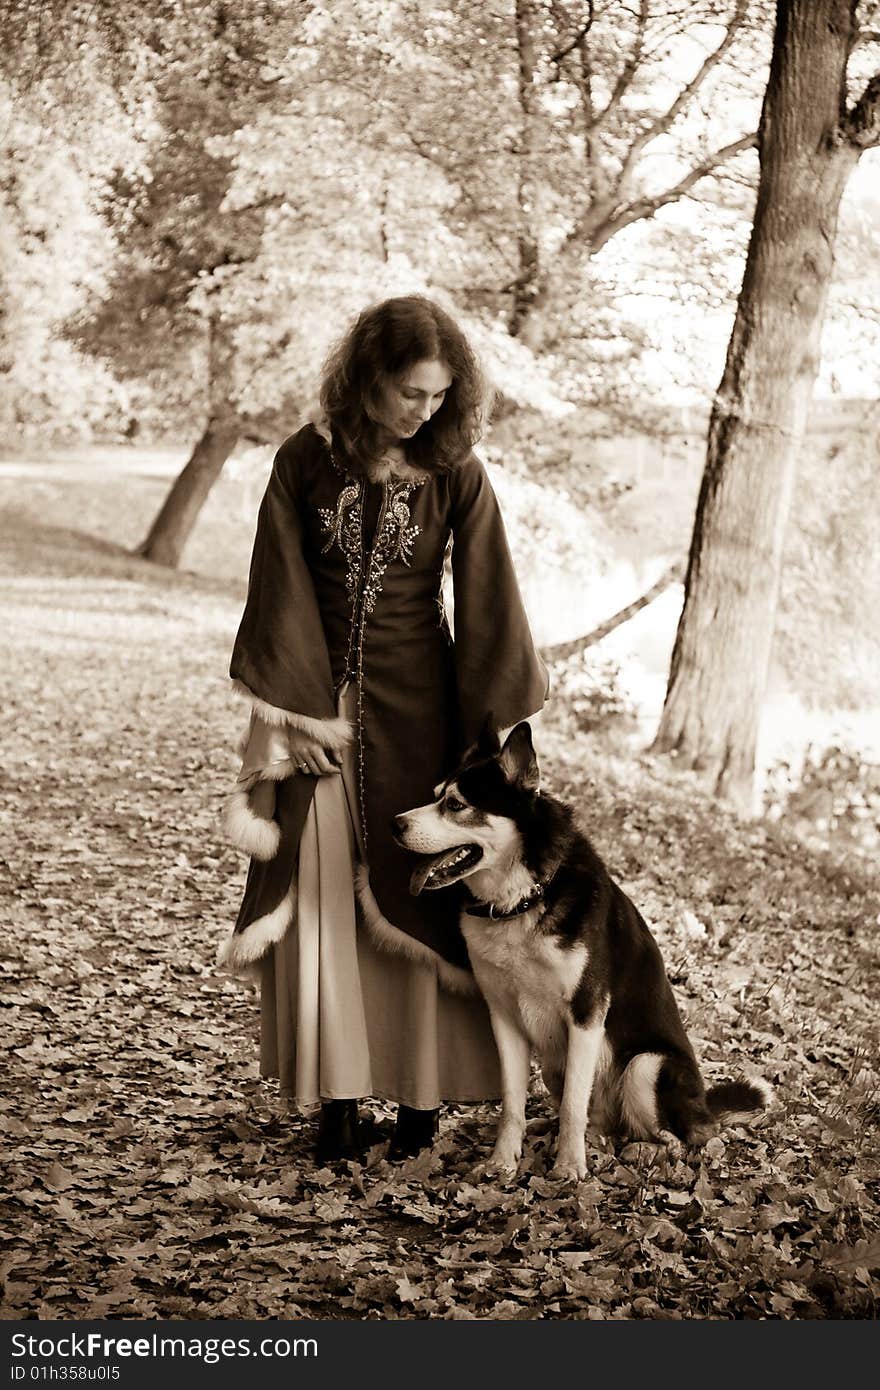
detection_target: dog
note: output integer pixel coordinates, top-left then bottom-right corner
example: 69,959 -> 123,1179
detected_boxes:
392,721 -> 771,1180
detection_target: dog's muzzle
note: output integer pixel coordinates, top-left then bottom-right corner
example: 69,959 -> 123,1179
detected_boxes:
408,844 -> 484,894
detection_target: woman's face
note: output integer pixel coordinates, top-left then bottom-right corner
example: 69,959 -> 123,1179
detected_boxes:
371,358 -> 453,444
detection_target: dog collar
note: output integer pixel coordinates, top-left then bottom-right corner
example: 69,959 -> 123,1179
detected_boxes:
464,883 -> 545,920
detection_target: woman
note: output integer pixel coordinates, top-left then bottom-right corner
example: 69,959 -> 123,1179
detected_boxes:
219,295 -> 548,1163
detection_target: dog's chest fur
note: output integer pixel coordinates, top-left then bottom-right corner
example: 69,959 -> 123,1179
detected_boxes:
462,910 -> 588,1050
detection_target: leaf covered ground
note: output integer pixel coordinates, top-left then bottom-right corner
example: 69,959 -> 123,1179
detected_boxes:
1,456 -> 878,1320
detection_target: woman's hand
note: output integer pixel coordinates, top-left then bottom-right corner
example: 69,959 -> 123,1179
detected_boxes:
286,728 -> 343,776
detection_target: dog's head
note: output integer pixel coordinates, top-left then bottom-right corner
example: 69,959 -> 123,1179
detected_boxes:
391,718 -> 540,894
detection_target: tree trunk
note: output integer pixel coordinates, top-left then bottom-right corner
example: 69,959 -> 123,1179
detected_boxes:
137,414 -> 241,567
509,0 -> 542,339
652,0 -> 861,813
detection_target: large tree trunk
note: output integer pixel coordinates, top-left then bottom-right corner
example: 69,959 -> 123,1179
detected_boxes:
652,0 -> 863,814
137,413 -> 240,567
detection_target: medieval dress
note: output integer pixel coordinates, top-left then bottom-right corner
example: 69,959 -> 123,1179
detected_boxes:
219,420 -> 549,1109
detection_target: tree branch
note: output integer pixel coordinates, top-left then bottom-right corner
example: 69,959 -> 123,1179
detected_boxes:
614,0 -> 748,193
548,1 -> 595,66
541,561 -> 684,661
580,132 -> 757,254
588,0 -> 650,136
844,69 -> 880,147
305,67 -> 517,268
227,194 -> 286,217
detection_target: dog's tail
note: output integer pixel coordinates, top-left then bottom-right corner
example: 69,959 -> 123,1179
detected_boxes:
706,1077 -> 774,1128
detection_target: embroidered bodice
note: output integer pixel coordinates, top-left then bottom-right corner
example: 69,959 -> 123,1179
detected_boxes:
319,466 -> 425,611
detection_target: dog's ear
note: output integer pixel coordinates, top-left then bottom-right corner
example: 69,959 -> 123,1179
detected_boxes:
498,722 -> 540,791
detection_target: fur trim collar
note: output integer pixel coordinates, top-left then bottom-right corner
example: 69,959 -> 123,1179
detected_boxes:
365,456 -> 431,485
303,404 -> 332,445
354,864 -> 477,996
301,407 -> 432,486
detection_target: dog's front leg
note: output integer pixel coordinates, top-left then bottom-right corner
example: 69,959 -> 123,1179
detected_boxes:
554,1012 -> 607,1181
486,1007 -> 531,1173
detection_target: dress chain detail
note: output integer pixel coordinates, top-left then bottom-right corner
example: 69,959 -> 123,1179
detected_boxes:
318,463 -> 427,847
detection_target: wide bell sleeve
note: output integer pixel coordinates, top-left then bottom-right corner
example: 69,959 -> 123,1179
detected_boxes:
219,432 -> 351,973
230,434 -> 347,736
450,453 -> 550,745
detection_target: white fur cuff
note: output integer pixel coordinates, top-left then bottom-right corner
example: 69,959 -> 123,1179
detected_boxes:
217,882 -> 297,974
222,787 -> 281,861
231,680 -> 352,752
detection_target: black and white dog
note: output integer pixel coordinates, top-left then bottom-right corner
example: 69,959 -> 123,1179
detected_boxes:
392,723 -> 771,1180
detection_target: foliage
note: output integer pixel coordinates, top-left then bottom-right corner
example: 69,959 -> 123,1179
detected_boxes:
0,117 -> 127,437
3,0 -> 878,455
765,744 -> 880,865
1,454 -> 878,1320
544,652 -> 641,742
485,405 -> 642,503
777,413 -> 880,710
3,0 -> 780,444
0,2 -> 150,436
198,0 -> 773,414
71,2 -> 310,435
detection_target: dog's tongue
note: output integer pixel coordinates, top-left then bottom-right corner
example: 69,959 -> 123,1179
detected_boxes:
409,847 -> 470,895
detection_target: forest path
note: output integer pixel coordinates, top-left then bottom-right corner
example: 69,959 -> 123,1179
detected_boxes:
1,461 -> 878,1319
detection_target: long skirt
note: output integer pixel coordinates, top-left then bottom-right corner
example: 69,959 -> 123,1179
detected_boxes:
258,683 -> 502,1109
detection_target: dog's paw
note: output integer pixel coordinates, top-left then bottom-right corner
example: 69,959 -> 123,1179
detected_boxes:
488,1146 -> 521,1175
656,1129 -> 685,1159
472,1154 -> 519,1182
551,1144 -> 588,1182
550,1159 -> 588,1182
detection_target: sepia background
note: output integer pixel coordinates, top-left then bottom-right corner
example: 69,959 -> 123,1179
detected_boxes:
2,0 -> 878,1321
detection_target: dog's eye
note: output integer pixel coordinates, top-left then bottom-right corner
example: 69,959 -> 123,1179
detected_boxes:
444,797 -> 465,813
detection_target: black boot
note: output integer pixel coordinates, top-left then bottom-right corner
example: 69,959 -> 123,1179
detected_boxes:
387,1105 -> 439,1161
315,1100 -> 362,1163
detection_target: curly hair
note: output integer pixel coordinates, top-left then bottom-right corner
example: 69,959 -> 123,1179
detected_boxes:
318,295 -> 487,475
